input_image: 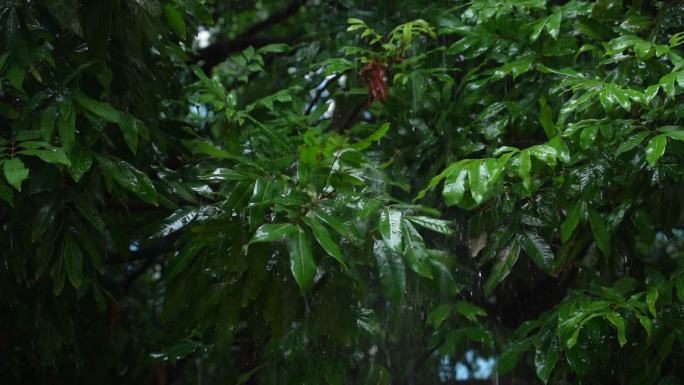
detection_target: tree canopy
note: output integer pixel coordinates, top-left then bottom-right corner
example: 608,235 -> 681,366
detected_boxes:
2,0 -> 684,384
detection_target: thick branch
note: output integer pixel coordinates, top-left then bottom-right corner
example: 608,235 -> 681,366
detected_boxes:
193,0 -> 305,70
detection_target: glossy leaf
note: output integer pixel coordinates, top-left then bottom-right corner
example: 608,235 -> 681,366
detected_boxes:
373,241 -> 406,303
379,208 -> 403,253
401,221 -> 433,279
519,232 -> 554,273
645,134 -> 667,167
303,214 -> 347,268
287,226 -> 317,293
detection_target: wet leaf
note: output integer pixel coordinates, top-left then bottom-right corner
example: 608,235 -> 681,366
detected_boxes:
484,242 -> 521,296
519,232 -> 554,273
401,221 -> 433,279
303,214 -> 347,268
373,240 -> 406,303
288,226 -> 317,293
250,223 -> 296,243
379,208 -> 403,253
645,134 -> 667,167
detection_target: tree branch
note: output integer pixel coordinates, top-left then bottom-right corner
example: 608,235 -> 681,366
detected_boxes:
193,0 -> 306,71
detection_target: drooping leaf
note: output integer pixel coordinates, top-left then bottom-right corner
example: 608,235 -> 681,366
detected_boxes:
484,242 -> 521,296
287,226 -> 317,293
96,156 -> 157,205
67,144 -> 93,181
379,208 -> 403,253
164,4 -> 187,39
518,232 -> 554,273
62,233 -> 83,289
250,223 -> 296,243
588,207 -> 611,256
373,240 -> 406,303
534,328 -> 560,383
401,221 -> 433,279
406,215 -> 453,235
303,214 -> 347,268
560,201 -> 583,243
605,312 -> 627,347
645,134 -> 667,167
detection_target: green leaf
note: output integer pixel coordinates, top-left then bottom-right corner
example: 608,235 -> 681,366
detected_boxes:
18,148 -> 70,166
8,65 -> 25,90
579,126 -> 598,149
605,312 -> 627,347
373,240 -> 406,303
518,150 -> 532,190
73,92 -> 138,153
379,208 -> 403,253
539,97 -> 555,139
519,232 -> 554,273
588,207 -> 611,256
406,216 -> 453,235
166,243 -> 204,281
615,131 -> 649,158
660,127 -> 684,142
287,226 -> 317,293
498,338 -> 533,375
468,160 -> 487,204
549,136 -> 570,163
351,123 -> 390,149
62,233 -> 83,289
164,4 -> 187,39
427,304 -> 452,329
545,13 -> 562,39
303,214 -> 347,268
67,144 -> 93,182
535,328 -> 560,383
257,44 -> 290,54
57,99 -> 76,151
645,134 -> 667,167
443,162 -> 468,205
560,201 -> 583,243
3,158 -> 29,191
636,313 -> 653,336
250,223 -> 296,243
38,103 -> 58,141
401,221 -> 433,279
96,156 -> 157,205
646,287 -> 658,317
484,242 -> 521,296
454,300 -> 487,322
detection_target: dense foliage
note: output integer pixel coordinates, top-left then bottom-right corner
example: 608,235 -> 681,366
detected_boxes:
2,0 -> 684,384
